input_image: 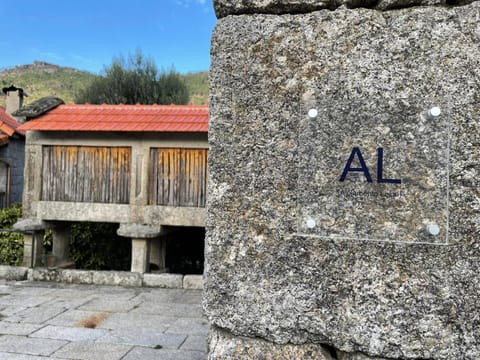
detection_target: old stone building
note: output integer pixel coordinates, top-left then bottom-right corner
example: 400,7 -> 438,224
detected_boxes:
15,104 -> 208,273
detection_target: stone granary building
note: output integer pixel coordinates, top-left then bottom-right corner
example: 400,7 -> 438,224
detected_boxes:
14,104 -> 208,273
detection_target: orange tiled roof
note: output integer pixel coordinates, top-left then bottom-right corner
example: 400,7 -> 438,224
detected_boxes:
18,104 -> 208,133
0,107 -> 25,137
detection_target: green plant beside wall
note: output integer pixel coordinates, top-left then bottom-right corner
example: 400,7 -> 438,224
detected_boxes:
69,222 -> 131,271
0,204 -> 23,266
42,222 -> 130,270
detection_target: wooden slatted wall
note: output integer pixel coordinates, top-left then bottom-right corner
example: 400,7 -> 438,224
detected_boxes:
149,148 -> 207,207
42,146 -> 131,204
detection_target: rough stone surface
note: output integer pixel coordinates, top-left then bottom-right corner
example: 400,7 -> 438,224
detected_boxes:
206,3 -> 480,359
92,271 -> 143,287
0,266 -> 28,281
27,268 -> 61,282
60,269 -> 94,284
213,0 -> 476,17
337,351 -> 389,360
1,268 -> 200,289
143,273 -> 184,288
208,327 -> 334,359
183,275 -> 204,289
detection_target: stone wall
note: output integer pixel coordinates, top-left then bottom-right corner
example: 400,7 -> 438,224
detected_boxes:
0,137 -> 25,205
206,1 -> 480,359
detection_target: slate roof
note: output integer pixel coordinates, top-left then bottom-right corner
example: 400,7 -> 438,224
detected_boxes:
18,104 -> 209,133
12,96 -> 64,118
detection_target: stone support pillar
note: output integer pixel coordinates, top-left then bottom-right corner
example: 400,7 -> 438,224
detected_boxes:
21,232 -> 44,267
131,238 -> 151,273
51,223 -> 71,266
117,224 -> 162,274
149,237 -> 166,272
13,219 -> 45,267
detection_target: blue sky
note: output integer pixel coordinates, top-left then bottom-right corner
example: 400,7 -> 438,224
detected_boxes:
0,0 -> 216,74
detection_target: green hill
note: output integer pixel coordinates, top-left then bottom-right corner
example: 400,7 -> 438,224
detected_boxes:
0,61 -> 97,107
0,61 -> 208,107
183,71 -> 209,105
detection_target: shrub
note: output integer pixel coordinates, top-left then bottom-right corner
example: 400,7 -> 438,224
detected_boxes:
40,222 -> 130,270
0,204 -> 24,266
69,222 -> 130,271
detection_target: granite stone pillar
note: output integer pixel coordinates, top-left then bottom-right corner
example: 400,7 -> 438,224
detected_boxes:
21,232 -> 44,267
149,237 -> 166,272
117,223 -> 162,274
131,238 -> 151,273
51,223 -> 71,266
13,219 -> 45,267
206,0 -> 480,359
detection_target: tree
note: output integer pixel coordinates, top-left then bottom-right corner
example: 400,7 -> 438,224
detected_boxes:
75,50 -> 189,105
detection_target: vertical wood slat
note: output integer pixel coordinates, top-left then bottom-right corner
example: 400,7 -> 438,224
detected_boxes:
148,148 -> 207,207
41,145 -> 131,204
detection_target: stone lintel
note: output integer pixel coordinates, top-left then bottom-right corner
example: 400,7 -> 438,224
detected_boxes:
33,201 -> 205,227
117,223 -> 162,239
13,218 -> 46,232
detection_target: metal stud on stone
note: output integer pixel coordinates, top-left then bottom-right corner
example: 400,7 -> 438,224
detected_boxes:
308,108 -> 318,119
426,223 -> 440,236
428,106 -> 441,118
306,218 -> 316,229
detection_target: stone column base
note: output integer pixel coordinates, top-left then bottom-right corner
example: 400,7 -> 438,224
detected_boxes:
131,238 -> 151,273
117,224 -> 163,274
22,233 -> 44,267
13,219 -> 46,268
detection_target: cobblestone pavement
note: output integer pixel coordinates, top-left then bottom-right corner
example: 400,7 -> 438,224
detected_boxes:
0,280 -> 208,359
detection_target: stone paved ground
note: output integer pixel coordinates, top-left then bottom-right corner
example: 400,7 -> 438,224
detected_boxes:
0,280 -> 208,359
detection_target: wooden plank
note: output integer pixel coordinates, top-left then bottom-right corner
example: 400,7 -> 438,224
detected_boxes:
40,145 -> 131,204
148,148 -> 207,207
